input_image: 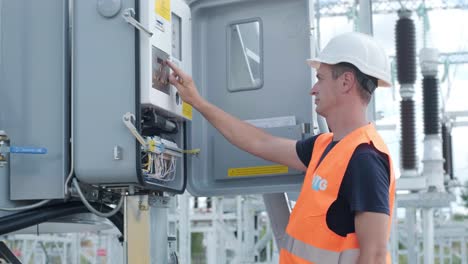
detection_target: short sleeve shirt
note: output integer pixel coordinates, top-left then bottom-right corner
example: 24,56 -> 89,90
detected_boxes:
296,134 -> 390,237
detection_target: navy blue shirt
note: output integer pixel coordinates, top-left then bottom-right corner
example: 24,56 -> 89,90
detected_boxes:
296,135 -> 390,237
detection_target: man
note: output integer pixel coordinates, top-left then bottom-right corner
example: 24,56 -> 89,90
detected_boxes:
166,32 -> 395,264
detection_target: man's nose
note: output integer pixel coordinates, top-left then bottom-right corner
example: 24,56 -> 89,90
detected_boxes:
310,84 -> 318,95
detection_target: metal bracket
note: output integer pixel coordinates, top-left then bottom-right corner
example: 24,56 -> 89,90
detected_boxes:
122,8 -> 153,37
397,192 -> 456,208
300,123 -> 311,135
122,112 -> 148,148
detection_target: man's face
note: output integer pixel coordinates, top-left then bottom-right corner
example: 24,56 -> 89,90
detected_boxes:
310,64 -> 340,117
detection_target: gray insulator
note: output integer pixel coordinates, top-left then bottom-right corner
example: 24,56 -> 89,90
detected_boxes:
423,76 -> 440,135
396,10 -> 417,85
401,99 -> 417,170
442,124 -> 453,179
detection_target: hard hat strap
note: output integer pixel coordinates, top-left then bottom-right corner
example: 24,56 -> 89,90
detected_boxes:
355,73 -> 377,94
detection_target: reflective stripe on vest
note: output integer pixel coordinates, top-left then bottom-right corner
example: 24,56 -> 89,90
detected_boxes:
282,233 -> 359,264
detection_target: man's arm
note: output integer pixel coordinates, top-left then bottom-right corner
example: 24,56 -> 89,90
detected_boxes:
166,61 -> 307,172
355,212 -> 389,264
347,147 -> 391,264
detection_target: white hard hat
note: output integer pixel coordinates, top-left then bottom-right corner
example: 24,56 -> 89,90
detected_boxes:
307,32 -> 391,88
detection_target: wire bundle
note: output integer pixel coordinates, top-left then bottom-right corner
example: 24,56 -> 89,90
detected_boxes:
142,137 -> 179,182
143,152 -> 177,182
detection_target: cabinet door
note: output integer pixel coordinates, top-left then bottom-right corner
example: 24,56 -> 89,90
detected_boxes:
0,0 -> 69,200
188,0 -> 314,196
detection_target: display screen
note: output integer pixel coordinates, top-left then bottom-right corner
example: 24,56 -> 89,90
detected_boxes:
152,46 -> 170,95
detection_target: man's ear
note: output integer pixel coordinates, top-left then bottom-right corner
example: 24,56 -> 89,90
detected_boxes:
341,71 -> 356,93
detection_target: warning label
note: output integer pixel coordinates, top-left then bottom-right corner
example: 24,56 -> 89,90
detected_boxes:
155,0 -> 171,21
228,165 -> 288,177
182,102 -> 193,120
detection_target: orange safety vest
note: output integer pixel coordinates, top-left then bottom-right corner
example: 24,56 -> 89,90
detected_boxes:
281,124 -> 395,264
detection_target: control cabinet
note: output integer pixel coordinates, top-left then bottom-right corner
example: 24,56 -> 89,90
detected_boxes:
1,0 -> 314,198
73,0 -> 192,193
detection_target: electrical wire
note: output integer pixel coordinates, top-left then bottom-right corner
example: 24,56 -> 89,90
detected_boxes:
72,178 -> 124,218
398,0 -> 407,10
0,199 -> 51,211
0,201 -> 123,235
39,241 -> 50,264
144,152 -> 177,181
182,148 -> 201,155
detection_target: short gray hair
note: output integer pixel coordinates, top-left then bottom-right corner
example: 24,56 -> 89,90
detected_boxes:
330,62 -> 377,104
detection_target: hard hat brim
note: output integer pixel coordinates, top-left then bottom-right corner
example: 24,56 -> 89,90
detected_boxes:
306,58 -> 392,88
306,58 -> 321,70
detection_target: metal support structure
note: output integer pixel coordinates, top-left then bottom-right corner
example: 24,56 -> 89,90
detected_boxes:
357,0 -> 377,123
357,0 -> 373,38
423,208 -> 435,264
262,193 -> 291,250
396,223 -> 468,264
236,196 -> 244,258
72,233 -> 80,264
397,192 -> 454,208
0,241 -> 21,264
217,198 -> 227,264
254,229 -> 273,258
244,198 -> 255,262
309,0 -> 328,135
389,200 -> 398,263
390,51 -> 468,66
207,198 -> 225,264
125,195 -> 171,264
406,208 -> 418,264
462,237 -> 467,264
439,51 -> 468,64
206,197 -> 217,264
0,131 -> 24,215
316,0 -> 468,17
0,131 -> 14,214
178,193 -> 190,264
188,195 -> 275,263
437,239 -> 443,262
206,231 -> 216,264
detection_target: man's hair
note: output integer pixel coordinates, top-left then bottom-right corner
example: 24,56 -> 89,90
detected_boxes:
330,62 -> 378,104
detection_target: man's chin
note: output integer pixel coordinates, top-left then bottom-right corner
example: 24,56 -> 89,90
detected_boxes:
315,109 -> 325,117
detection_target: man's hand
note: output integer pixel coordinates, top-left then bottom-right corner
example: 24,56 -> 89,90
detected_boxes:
166,60 -> 202,107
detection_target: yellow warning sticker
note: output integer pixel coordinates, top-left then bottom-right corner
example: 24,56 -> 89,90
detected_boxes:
155,0 -> 171,21
182,102 -> 193,120
228,165 -> 288,177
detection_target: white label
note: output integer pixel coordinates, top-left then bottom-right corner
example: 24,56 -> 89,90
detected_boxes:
245,116 -> 296,129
